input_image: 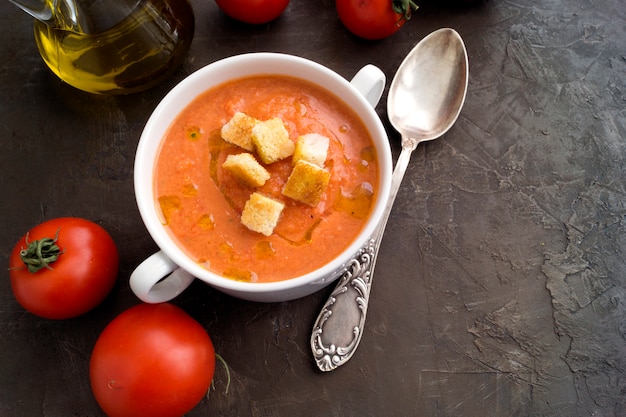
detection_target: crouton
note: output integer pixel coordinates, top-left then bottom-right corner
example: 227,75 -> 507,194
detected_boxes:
251,118 -> 294,164
221,112 -> 259,151
241,192 -> 285,236
293,133 -> 330,167
222,153 -> 270,188
282,160 -> 330,206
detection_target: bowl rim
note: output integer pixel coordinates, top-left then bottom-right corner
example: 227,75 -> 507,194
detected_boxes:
134,52 -> 392,295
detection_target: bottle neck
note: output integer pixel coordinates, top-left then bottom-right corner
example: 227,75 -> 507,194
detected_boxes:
12,0 -> 145,34
9,0 -> 54,24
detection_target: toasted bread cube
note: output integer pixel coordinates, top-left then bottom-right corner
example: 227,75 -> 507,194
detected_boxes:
251,118 -> 294,164
223,153 -> 270,188
293,133 -> 330,167
241,193 -> 285,236
221,112 -> 259,151
282,160 -> 331,206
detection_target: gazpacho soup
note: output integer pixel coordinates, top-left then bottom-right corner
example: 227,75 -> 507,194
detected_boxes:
155,75 -> 380,283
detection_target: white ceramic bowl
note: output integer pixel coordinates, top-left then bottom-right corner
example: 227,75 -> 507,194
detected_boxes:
130,53 -> 392,303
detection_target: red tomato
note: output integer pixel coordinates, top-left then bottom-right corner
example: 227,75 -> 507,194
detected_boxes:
9,217 -> 118,319
90,303 -> 215,417
336,0 -> 417,40
214,0 -> 290,24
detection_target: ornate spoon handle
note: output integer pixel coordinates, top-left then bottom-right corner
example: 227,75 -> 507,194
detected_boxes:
310,140 -> 416,371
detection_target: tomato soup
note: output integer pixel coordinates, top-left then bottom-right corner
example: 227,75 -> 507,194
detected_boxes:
154,75 -> 379,282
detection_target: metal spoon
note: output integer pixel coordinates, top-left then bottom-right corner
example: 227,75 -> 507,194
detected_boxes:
310,28 -> 469,372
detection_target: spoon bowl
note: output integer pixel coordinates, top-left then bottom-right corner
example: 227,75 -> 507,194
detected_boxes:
387,28 -> 468,142
311,28 -> 469,371
389,28 -> 469,143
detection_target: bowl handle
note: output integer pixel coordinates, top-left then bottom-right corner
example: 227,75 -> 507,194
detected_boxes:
129,251 -> 195,303
350,64 -> 386,108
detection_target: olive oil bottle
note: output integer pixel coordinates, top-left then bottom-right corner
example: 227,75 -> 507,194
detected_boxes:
31,0 -> 194,94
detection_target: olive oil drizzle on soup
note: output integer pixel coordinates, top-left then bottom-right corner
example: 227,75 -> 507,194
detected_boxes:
155,75 -> 379,283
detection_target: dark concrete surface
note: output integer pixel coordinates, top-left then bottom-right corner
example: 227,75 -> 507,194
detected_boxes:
1,0 -> 624,416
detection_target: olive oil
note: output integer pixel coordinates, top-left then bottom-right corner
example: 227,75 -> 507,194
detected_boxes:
33,0 -> 194,94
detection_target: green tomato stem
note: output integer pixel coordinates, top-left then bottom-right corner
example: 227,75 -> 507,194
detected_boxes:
19,230 -> 62,273
209,353 -> 231,397
392,0 -> 419,20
